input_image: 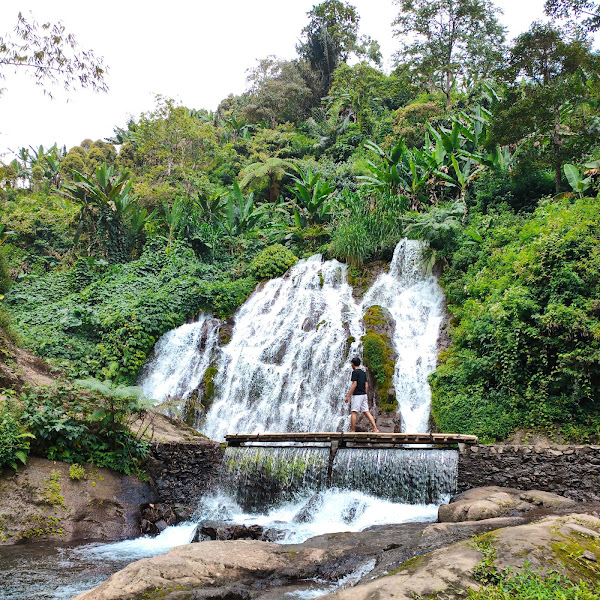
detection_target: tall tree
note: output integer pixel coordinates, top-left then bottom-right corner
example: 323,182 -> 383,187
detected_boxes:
0,12 -> 107,96
393,0 -> 505,107
244,57 -> 313,127
490,23 -> 597,193
297,0 -> 380,98
545,0 -> 600,31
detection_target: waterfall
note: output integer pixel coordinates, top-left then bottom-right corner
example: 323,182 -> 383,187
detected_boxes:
361,240 -> 445,432
202,256 -> 364,440
139,239 -> 445,437
138,314 -> 220,402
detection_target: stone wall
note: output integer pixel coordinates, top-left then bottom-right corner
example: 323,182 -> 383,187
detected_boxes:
148,441 -> 224,508
458,445 -> 600,502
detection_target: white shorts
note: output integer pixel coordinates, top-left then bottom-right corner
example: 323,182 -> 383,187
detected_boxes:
350,394 -> 369,413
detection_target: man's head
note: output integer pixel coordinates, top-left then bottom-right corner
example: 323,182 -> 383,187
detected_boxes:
351,357 -> 361,368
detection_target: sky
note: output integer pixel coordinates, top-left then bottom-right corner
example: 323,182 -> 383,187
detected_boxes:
0,0 -> 554,160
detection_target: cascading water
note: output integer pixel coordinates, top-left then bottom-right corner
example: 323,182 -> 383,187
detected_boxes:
331,448 -> 457,504
221,446 -> 330,511
362,240 -> 445,432
138,313 -> 220,402
139,239 -> 444,437
202,256 -> 364,440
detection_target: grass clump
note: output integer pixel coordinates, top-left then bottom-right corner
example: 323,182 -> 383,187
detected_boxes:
468,567 -> 600,599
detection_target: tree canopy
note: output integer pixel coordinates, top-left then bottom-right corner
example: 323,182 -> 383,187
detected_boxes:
393,0 -> 505,107
545,0 -> 600,30
0,12 -> 107,96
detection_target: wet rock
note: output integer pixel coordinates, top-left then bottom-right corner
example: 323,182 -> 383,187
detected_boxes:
341,500 -> 367,524
73,501 -> 600,600
194,521 -> 286,542
72,540 -> 335,600
293,492 -> 324,523
319,514 -> 600,599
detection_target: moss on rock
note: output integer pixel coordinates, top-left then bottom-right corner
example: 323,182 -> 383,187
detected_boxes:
362,306 -> 397,414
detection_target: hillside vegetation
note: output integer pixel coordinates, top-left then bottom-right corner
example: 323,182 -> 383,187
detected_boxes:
1,0 -> 600,465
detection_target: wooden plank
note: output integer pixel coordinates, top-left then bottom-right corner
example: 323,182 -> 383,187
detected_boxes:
224,432 -> 478,446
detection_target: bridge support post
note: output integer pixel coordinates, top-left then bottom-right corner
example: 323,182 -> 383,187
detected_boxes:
326,441 -> 339,487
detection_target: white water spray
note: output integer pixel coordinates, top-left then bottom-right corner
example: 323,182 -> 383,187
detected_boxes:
138,314 -> 220,402
139,239 -> 445,437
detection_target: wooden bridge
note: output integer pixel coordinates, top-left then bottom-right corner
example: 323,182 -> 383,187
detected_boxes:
225,432 -> 478,448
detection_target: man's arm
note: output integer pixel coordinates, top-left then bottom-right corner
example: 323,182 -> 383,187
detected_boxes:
345,381 -> 357,403
366,380 -> 369,395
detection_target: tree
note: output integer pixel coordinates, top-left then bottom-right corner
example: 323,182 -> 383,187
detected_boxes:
60,163 -> 152,261
393,0 -> 505,107
490,23 -> 597,192
243,57 -> 313,127
0,12 -> 107,96
545,0 -> 600,31
297,0 -> 380,98
239,157 -> 295,203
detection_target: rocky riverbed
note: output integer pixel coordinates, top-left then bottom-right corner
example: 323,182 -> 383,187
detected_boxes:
73,487 -> 600,600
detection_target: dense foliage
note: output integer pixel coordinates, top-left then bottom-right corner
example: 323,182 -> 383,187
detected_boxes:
0,399 -> 34,470
5,242 -> 255,383
431,198 -> 600,441
0,383 -> 150,475
2,0 -> 600,448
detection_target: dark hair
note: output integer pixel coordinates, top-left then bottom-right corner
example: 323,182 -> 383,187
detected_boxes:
351,357 -> 361,367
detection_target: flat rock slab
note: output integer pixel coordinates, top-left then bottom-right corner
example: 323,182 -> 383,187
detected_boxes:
319,514 -> 600,600
438,486 -> 577,522
73,502 -> 600,600
73,540 -> 336,600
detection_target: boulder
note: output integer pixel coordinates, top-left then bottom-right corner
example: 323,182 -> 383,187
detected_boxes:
195,521 -> 284,542
438,486 -> 577,523
72,540 -> 336,600
319,514 -> 600,599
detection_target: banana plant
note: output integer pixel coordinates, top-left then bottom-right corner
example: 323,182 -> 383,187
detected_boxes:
162,197 -> 186,248
564,164 -> 593,196
219,182 -> 265,237
359,139 -> 410,196
195,194 -> 226,226
286,167 -> 335,227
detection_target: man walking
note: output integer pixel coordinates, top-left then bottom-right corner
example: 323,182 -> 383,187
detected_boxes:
345,357 -> 379,432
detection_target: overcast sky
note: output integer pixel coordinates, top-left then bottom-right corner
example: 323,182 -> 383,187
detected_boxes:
0,0 -> 555,159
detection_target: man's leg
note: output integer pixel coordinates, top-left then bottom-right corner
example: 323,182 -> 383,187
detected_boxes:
350,411 -> 357,432
364,410 -> 379,433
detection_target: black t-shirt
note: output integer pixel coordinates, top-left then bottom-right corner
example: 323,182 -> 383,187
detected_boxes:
351,368 -> 367,395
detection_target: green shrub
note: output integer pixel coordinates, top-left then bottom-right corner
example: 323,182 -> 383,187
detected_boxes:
20,383 -> 150,476
5,241 -> 255,382
0,249 -> 11,296
69,463 -> 86,480
431,197 -> 600,442
0,399 -> 34,470
248,244 -> 298,280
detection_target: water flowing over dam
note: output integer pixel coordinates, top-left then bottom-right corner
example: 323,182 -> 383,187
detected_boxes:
139,239 -> 446,437
195,443 -> 458,543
